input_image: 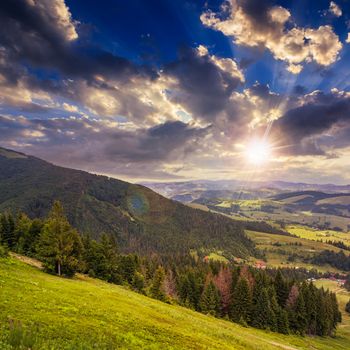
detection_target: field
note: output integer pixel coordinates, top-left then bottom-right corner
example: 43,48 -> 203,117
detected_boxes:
191,197 -> 350,232
245,230 -> 350,273
1,257 -> 350,350
287,225 -> 350,245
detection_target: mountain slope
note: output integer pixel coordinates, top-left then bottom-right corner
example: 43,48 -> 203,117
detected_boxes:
0,147 -> 254,257
1,256 -> 349,350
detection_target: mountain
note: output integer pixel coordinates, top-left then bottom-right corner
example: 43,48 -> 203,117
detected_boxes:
0,147 -> 255,258
142,180 -> 350,202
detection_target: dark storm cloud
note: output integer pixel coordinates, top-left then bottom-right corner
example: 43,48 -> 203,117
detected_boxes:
0,115 -> 208,176
273,91 -> 350,155
0,0 -> 154,84
164,47 -> 243,120
238,0 -> 275,29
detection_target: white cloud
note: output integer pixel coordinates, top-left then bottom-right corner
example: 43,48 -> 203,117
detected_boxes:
28,0 -> 78,41
62,103 -> 79,113
201,0 -> 342,74
329,1 -> 342,17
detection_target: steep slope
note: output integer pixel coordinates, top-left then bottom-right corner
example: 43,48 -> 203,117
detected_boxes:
0,147 -> 254,257
1,257 -> 349,350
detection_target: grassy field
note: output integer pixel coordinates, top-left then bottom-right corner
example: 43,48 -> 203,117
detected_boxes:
287,225 -> 350,245
198,197 -> 350,231
246,230 -> 350,273
1,257 -> 350,350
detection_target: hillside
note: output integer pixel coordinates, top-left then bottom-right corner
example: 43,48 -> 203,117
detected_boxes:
1,256 -> 350,350
0,147 -> 254,258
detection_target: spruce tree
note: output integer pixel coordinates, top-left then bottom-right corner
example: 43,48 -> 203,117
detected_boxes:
0,213 -> 16,248
294,292 -> 307,335
274,270 -> 289,307
276,308 -> 289,334
37,201 -> 82,276
200,281 -> 221,316
230,277 -> 251,324
14,213 -> 32,254
150,266 -> 166,301
251,287 -> 271,329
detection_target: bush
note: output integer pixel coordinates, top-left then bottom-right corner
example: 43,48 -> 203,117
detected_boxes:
346,300 -> 350,314
0,244 -> 8,258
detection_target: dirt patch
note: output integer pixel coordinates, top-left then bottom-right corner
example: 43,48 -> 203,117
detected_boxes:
10,253 -> 43,269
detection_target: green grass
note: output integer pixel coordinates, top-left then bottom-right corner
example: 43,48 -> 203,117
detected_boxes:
1,257 -> 350,349
287,225 -> 350,245
246,230 -> 349,273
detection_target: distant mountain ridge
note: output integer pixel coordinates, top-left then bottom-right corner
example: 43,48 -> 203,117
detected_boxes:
142,180 -> 350,202
142,180 -> 350,203
0,147 -> 255,258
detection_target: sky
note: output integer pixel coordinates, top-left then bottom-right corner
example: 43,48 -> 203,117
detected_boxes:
1,0 -> 350,184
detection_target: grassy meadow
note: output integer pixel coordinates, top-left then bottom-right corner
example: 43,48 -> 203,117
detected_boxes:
0,256 -> 350,350
287,226 -> 350,245
245,230 -> 350,273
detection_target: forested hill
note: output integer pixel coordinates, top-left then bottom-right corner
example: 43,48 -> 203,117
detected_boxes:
0,147 -> 255,258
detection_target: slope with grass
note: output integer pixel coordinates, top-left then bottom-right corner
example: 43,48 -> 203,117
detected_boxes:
246,230 -> 350,273
0,147 -> 254,258
287,225 -> 350,246
1,256 -> 350,350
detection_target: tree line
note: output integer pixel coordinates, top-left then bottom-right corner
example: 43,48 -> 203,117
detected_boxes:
0,201 -> 342,337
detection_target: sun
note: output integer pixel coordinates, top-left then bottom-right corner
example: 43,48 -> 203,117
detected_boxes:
245,139 -> 272,166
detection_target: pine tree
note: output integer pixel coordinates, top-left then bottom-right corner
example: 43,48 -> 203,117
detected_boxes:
276,307 -> 289,334
294,292 -> 307,335
0,213 -> 16,248
37,201 -> 82,276
251,287 -> 271,329
306,282 -> 318,335
200,281 -> 221,316
14,213 -> 32,254
150,266 -> 166,301
230,277 -> 251,324
267,287 -> 279,331
274,269 -> 289,307
132,271 -> 145,293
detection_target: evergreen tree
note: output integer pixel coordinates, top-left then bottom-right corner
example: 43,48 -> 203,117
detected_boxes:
37,201 -> 82,276
200,281 -> 221,316
150,266 -> 166,301
276,308 -> 289,334
131,271 -> 145,293
346,299 -> 350,314
274,269 -> 289,307
267,287 -> 279,332
230,277 -> 251,324
0,213 -> 16,248
82,234 -> 119,282
305,282 -> 318,335
294,292 -> 307,335
14,213 -> 32,254
251,287 -> 271,329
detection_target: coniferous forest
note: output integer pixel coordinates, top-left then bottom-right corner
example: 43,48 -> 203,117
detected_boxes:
0,202 -> 342,337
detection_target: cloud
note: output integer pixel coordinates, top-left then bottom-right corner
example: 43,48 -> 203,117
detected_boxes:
201,0 -> 342,73
346,33 -> 350,43
0,115 -> 209,178
329,1 -> 342,17
164,46 -> 244,121
272,89 -> 350,155
0,0 -> 152,83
